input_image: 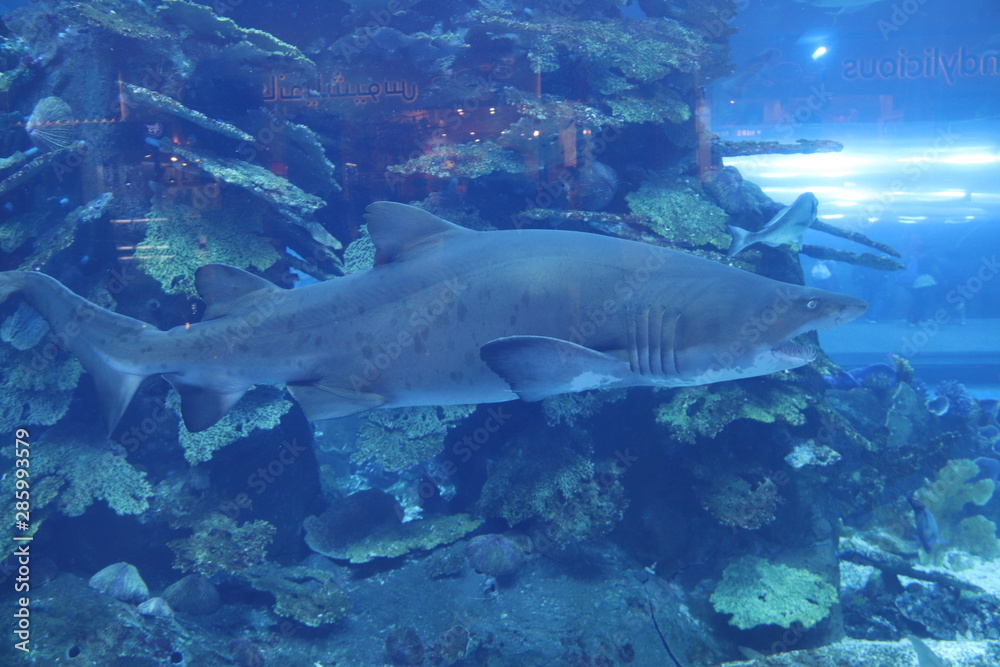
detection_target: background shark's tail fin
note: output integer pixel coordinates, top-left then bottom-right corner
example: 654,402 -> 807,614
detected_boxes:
726,225 -> 752,258
0,270 -> 162,434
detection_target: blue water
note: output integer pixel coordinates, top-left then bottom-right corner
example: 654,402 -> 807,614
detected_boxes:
0,1 -> 998,665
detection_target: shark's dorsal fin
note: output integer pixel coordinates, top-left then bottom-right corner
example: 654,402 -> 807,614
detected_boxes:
195,264 -> 282,320
480,335 -> 630,401
364,202 -> 473,265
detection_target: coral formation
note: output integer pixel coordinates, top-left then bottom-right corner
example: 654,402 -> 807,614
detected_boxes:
656,378 -> 811,444
0,342 -> 82,432
168,513 -> 276,577
913,459 -> 998,559
698,474 -> 784,530
170,386 -> 293,463
244,564 -> 350,627
14,436 -> 153,517
162,574 -> 220,615
305,511 -> 482,564
353,405 -> 476,471
136,200 -> 281,297
626,181 -> 732,252
88,562 -> 150,604
476,432 -> 628,545
465,533 -> 526,577
711,555 -> 838,630
136,597 -> 174,619
387,141 -> 524,180
25,96 -> 73,150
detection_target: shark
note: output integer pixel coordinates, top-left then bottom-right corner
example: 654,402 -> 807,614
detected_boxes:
0,202 -> 867,434
726,192 -> 819,258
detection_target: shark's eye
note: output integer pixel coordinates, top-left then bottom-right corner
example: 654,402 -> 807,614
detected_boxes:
806,300 -> 818,309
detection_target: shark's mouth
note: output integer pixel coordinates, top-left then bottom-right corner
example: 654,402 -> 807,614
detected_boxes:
772,342 -> 817,363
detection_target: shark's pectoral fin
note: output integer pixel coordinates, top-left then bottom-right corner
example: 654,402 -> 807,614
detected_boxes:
480,336 -> 630,402
287,381 -> 386,421
163,375 -> 248,432
195,264 -> 283,320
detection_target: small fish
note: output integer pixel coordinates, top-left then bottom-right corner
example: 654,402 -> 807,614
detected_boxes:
908,496 -> 939,552
726,192 -> 818,258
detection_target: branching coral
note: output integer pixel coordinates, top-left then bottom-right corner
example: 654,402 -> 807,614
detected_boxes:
0,341 -> 82,431
170,386 -> 294,464
476,433 -> 628,545
387,141 -> 524,180
1,436 -> 153,517
655,378 -> 810,444
698,474 -> 784,530
135,200 -> 281,297
626,182 -> 731,252
169,513 -> 276,577
711,556 -> 837,630
914,459 -> 998,560
352,405 -> 476,472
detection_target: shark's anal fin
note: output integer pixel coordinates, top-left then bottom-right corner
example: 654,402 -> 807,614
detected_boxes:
287,381 -> 387,421
195,264 -> 282,321
163,375 -> 248,432
480,336 -> 629,402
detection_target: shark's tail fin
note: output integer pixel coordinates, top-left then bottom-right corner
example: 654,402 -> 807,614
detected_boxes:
0,270 -> 162,434
726,225 -> 752,258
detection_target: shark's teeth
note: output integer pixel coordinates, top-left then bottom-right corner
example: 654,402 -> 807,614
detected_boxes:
773,342 -> 817,363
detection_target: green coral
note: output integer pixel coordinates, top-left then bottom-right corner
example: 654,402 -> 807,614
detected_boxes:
1,436 -> 153,517
343,226 -> 376,274
541,389 -> 627,427
655,379 -> 810,444
136,200 -> 280,297
915,459 -> 998,559
627,182 -> 731,251
170,386 -> 293,464
606,90 -> 690,125
304,512 -> 483,564
710,556 -> 837,630
476,433 -> 627,544
0,342 -> 82,432
169,513 -> 276,577
157,0 -> 313,65
387,141 -> 524,180
353,405 -> 476,472
245,565 -> 350,626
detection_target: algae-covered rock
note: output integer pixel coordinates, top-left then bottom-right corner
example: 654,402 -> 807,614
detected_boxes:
655,379 -> 810,444
304,512 -> 482,564
711,555 -> 837,630
245,564 -> 349,627
352,405 -> 476,472
626,181 -> 731,251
